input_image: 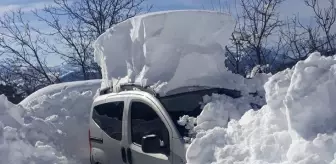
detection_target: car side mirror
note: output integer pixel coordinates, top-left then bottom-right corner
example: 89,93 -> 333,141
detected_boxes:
141,134 -> 161,153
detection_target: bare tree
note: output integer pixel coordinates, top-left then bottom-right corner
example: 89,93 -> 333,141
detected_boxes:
280,0 -> 336,68
34,0 -> 150,80
281,17 -> 308,61
236,0 -> 284,66
203,0 -> 247,74
35,15 -> 96,80
51,0 -> 151,38
205,0 -> 284,74
0,10 -> 60,97
281,16 -> 323,62
304,0 -> 336,55
225,31 -> 248,75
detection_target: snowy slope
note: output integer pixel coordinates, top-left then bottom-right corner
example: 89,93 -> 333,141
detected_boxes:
186,52 -> 336,164
1,80 -> 101,164
93,10 -> 243,94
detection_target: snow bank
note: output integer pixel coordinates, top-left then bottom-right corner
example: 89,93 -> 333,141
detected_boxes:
0,95 -> 70,164
186,52 -> 336,164
94,10 -> 248,94
178,91 -> 266,145
0,80 -> 101,164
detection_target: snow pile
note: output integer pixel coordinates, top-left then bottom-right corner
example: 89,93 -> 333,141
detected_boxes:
197,92 -> 264,131
186,52 -> 336,164
94,10 -> 248,94
0,95 -> 70,164
177,90 -> 265,144
0,80 -> 101,164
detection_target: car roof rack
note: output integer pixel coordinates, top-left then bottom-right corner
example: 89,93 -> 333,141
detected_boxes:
119,84 -> 158,96
162,86 -> 241,98
99,87 -> 113,95
99,84 -> 241,99
99,83 -> 158,96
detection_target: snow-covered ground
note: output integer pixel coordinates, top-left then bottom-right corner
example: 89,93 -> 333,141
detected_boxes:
3,52 -> 336,164
186,52 -> 336,164
0,80 -> 100,164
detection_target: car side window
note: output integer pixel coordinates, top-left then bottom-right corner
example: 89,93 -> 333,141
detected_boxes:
92,101 -> 124,141
130,101 -> 169,149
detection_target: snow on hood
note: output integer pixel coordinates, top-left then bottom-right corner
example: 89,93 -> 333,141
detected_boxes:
186,52 -> 336,164
93,10 -> 243,94
20,79 -> 101,107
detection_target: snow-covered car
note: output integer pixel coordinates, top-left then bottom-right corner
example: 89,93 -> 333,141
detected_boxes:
89,84 -> 241,164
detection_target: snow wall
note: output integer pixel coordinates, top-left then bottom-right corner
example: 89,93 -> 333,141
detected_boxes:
1,80 -> 101,164
186,52 -> 336,164
93,10 -> 246,94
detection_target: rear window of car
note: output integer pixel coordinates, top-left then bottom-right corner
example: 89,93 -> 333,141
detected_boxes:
92,101 -> 124,141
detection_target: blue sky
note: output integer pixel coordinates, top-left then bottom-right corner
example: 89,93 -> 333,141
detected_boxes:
0,0 -> 332,66
0,0 -> 326,21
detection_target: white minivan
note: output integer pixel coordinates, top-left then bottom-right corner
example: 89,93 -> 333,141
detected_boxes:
89,84 -> 240,164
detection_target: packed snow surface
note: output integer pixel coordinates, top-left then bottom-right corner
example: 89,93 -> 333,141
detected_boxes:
94,10 -> 245,94
186,52 -> 336,164
1,80 -> 100,164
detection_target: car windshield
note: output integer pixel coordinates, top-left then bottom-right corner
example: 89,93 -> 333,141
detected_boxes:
158,87 -> 240,139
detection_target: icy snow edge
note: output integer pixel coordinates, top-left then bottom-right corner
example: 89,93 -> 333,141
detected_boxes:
93,10 -> 243,95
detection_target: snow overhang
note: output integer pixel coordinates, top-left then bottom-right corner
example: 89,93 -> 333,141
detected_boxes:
94,10 -> 243,95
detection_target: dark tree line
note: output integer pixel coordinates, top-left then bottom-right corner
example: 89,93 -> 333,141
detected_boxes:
221,0 -> 336,76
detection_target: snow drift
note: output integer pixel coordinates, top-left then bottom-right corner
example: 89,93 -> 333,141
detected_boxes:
1,80 -> 101,164
186,52 -> 336,164
0,95 -> 71,164
93,10 -> 246,94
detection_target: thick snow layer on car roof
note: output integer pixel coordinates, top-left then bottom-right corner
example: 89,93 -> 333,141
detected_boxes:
93,10 -> 250,94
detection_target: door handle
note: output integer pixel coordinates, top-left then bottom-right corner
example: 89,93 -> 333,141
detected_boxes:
126,148 -> 132,164
121,147 -> 127,163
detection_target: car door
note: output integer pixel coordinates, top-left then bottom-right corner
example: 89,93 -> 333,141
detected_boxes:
93,96 -> 126,164
124,95 -> 173,164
